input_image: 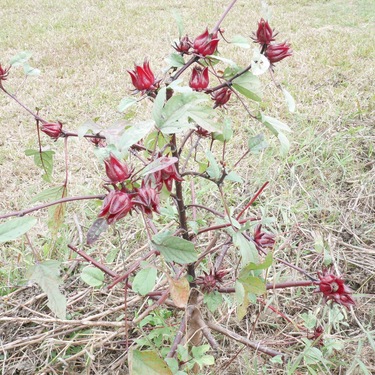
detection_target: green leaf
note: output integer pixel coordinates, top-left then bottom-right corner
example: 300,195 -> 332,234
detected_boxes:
225,171 -> 243,183
77,119 -> 102,138
233,232 -> 259,266
31,185 -> 66,203
152,86 -> 167,126
25,149 -> 55,182
231,35 -> 251,49
139,156 -> 178,177
239,252 -> 273,275
205,150 -> 220,180
129,349 -> 173,375
204,291 -> 223,312
235,281 -> 249,320
278,132 -> 290,156
117,120 -> 154,152
270,355 -> 284,364
132,266 -> 157,296
171,9 -> 184,38
282,88 -> 296,113
222,119 -> 233,141
152,235 -> 197,264
23,62 -> 41,76
158,92 -> 209,134
0,217 -> 37,243
240,276 -> 266,295
27,260 -> 66,319
208,55 -> 237,67
10,51 -> 32,66
118,97 -> 137,113
87,218 -> 109,245
165,358 -> 179,374
262,115 -> 291,134
165,53 -> 185,68
80,266 -> 105,287
248,134 -> 268,154
191,344 -> 210,358
232,72 -> 262,102
188,106 -> 222,133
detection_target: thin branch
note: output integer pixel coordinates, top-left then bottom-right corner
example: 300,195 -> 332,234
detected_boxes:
211,0 -> 238,34
236,181 -> 269,220
207,321 -> 284,358
185,204 -> 225,219
0,194 -> 105,220
218,280 -> 315,293
68,244 -> 118,278
167,305 -> 195,358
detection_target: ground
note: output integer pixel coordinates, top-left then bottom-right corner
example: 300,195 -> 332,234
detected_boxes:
0,0 -> 374,374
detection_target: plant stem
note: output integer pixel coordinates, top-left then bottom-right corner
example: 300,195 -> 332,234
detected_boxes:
1,86 -> 46,123
207,321 -> 284,358
236,181 -> 269,220
218,280 -> 316,293
212,0 -> 238,34
0,195 -> 105,220
68,244 -> 118,278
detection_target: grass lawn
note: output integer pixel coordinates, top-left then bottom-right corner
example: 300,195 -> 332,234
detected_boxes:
0,0 -> 374,373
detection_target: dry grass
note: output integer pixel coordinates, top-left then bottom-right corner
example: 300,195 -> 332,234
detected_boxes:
1,0 -> 374,374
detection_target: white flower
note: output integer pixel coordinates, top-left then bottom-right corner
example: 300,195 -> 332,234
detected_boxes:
251,48 -> 270,76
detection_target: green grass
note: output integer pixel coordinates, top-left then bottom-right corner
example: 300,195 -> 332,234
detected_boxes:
0,0 -> 374,373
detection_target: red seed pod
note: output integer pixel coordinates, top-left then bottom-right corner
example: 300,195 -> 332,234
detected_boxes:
98,190 -> 133,224
253,18 -> 275,45
193,28 -> 219,57
0,64 -> 10,82
253,224 -> 275,249
189,66 -> 209,91
196,268 -> 228,293
40,122 -> 63,140
265,42 -> 292,64
174,35 -> 192,54
104,153 -> 132,184
315,269 -> 355,310
133,185 -> 160,215
212,87 -> 232,108
127,60 -> 158,92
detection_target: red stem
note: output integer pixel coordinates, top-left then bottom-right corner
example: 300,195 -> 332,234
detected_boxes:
68,244 -> 118,278
0,195 -> 105,220
236,181 -> 269,220
218,280 -> 316,293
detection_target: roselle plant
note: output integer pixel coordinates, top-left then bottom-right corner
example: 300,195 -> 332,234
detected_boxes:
0,1 -> 356,373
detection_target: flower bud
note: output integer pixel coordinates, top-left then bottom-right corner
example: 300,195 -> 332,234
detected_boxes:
253,18 -> 275,45
196,268 -> 228,293
41,122 -> 63,139
0,64 -> 10,82
193,28 -> 219,57
98,190 -> 133,224
104,153 -> 132,184
189,66 -> 209,91
195,126 -> 211,137
174,35 -> 192,54
253,224 -> 275,249
127,60 -> 158,92
265,42 -> 292,64
212,87 -> 232,108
